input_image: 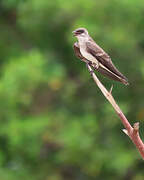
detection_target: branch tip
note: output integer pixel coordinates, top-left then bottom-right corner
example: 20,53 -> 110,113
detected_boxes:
133,122 -> 139,132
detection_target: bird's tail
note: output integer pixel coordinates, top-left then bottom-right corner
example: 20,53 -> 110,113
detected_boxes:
95,66 -> 129,85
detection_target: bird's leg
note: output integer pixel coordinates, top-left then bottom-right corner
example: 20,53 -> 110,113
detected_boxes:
92,62 -> 99,70
88,61 -> 92,66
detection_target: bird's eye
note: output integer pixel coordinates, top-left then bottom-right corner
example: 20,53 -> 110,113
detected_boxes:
77,30 -> 84,34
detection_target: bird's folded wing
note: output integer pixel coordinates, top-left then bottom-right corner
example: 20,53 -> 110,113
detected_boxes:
86,41 -> 128,81
73,42 -> 128,85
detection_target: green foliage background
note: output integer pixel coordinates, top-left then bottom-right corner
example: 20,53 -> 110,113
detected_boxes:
0,0 -> 144,179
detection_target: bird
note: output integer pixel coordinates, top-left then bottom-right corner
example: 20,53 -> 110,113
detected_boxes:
72,27 -> 129,85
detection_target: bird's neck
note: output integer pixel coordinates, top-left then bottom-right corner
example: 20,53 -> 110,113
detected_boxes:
77,36 -> 89,47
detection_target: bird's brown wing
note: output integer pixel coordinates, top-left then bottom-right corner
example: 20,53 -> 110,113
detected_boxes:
73,42 -> 128,85
86,41 -> 128,81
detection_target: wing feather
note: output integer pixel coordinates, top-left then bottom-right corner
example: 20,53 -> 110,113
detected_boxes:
86,41 -> 127,81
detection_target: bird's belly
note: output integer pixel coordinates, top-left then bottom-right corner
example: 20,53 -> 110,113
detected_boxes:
80,48 -> 98,64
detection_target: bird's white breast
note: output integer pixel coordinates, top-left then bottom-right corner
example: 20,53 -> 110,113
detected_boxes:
78,37 -> 98,64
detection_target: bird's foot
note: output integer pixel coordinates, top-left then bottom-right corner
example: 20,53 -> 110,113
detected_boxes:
92,62 -> 99,70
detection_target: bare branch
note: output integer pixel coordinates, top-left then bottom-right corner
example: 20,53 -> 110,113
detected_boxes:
86,63 -> 144,160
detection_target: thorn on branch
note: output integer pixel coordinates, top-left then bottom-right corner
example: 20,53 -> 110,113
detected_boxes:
109,85 -> 113,94
122,129 -> 129,136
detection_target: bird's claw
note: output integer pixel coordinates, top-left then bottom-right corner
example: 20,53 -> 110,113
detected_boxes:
92,62 -> 99,70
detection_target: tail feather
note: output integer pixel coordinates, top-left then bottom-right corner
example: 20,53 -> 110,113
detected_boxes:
95,65 -> 129,85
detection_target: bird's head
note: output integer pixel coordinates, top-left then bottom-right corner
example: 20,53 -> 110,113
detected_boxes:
72,28 -> 89,38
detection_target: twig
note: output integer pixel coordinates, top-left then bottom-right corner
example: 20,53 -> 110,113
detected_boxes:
86,63 -> 144,160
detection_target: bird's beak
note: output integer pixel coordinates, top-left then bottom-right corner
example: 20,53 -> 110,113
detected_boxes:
72,31 -> 76,36
72,30 -> 78,36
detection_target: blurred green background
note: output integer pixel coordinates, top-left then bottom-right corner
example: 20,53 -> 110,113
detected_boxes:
0,0 -> 144,179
